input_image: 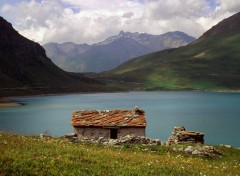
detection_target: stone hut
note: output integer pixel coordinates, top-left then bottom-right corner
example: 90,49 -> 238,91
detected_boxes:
71,107 -> 146,139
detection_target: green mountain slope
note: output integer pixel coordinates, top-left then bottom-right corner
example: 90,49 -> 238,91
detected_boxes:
0,16 -> 102,97
102,12 -> 240,91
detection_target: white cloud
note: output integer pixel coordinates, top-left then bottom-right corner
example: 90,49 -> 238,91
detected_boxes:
143,0 -> 209,20
122,12 -> 134,18
195,0 -> 240,32
0,0 -> 239,44
217,0 -> 240,13
0,4 -> 12,13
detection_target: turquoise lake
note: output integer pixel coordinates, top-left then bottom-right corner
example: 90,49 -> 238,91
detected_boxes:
0,92 -> 240,147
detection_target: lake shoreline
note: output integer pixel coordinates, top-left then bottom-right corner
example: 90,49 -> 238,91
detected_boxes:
0,98 -> 23,107
2,89 -> 240,99
0,102 -> 22,107
0,90 -> 129,107
1,89 -> 240,107
3,90 -> 129,99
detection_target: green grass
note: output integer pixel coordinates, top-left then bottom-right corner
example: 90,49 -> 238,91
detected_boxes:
1,132 -> 240,176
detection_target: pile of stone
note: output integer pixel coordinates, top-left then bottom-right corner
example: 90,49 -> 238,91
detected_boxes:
168,126 -> 204,144
64,134 -> 161,145
40,131 -> 52,139
172,145 -> 221,157
101,135 -> 161,145
220,144 -> 232,148
64,133 -> 78,142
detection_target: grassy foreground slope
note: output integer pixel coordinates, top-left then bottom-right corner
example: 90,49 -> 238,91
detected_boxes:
102,12 -> 240,91
1,133 -> 240,176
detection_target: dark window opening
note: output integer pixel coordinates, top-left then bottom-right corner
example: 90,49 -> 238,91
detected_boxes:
110,129 -> 118,139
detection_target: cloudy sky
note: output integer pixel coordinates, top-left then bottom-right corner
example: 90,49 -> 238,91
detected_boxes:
0,0 -> 239,44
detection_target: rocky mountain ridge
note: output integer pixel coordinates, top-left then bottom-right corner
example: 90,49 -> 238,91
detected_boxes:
43,31 -> 195,73
201,11 -> 240,38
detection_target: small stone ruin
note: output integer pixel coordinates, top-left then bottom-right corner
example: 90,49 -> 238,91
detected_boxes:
168,126 -> 204,144
101,135 -> 161,145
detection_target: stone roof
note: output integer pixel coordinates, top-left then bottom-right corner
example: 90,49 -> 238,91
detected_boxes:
72,108 -> 146,127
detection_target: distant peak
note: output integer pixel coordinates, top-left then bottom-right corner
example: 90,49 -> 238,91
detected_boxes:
119,30 -> 125,36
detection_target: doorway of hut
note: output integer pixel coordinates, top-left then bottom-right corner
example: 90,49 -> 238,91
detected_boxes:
110,129 -> 118,139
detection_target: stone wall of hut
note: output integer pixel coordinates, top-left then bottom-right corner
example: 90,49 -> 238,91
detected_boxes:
74,127 -> 145,139
118,127 -> 145,138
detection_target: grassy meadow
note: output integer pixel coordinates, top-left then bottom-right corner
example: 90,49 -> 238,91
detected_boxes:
1,132 -> 240,176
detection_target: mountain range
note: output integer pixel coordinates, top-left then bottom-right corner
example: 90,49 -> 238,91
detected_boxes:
95,12 -> 240,91
43,31 -> 195,73
0,16 -> 102,97
1,11 -> 240,96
